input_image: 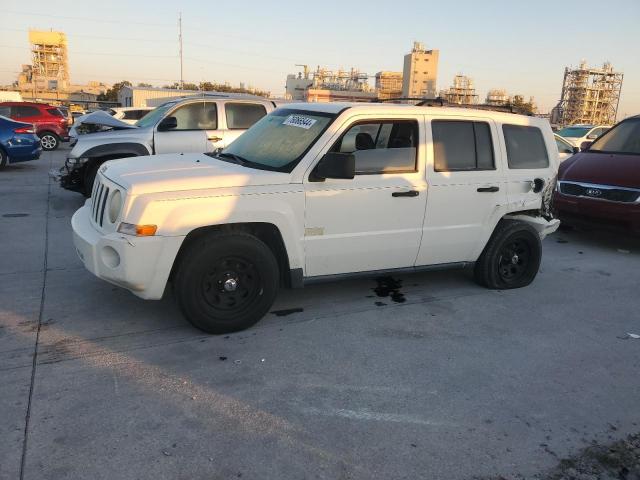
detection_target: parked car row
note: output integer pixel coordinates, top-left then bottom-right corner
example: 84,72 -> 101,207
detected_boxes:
0,101 -> 69,151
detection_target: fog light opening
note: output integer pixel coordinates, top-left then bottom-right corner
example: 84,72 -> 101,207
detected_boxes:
101,246 -> 120,269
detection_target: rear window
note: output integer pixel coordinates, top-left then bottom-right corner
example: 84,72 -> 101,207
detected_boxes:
502,125 -> 549,169
47,108 -> 63,117
225,103 -> 267,129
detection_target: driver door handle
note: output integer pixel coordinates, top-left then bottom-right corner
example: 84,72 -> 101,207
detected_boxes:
477,186 -> 499,193
208,136 -> 222,142
392,190 -> 419,197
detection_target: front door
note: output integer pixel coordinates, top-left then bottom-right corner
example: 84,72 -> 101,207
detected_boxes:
416,117 -> 507,265
304,117 -> 427,277
153,100 -> 216,154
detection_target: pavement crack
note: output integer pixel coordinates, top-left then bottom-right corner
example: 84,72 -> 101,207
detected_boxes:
19,153 -> 53,480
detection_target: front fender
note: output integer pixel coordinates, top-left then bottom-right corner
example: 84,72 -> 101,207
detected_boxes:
125,189 -> 306,270
83,142 -> 151,159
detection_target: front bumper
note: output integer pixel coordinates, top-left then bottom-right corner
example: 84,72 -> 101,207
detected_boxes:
57,162 -> 85,192
71,204 -> 184,299
553,192 -> 640,234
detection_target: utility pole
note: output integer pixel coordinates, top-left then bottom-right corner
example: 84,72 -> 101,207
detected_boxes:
178,12 -> 184,90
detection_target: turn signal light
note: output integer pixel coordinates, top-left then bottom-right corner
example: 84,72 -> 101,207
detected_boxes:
117,222 -> 157,236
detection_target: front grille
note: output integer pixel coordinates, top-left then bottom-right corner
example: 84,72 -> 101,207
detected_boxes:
91,177 -> 110,227
559,181 -> 640,203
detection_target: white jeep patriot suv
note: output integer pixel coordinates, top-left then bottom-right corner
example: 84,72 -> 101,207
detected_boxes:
71,103 -> 560,333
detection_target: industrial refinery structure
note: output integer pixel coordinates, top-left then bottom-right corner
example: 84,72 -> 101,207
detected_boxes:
440,75 -> 479,105
556,61 -> 623,126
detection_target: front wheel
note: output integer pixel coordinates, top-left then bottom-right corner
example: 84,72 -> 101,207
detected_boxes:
174,233 -> 279,334
39,132 -> 59,151
474,220 -> 542,289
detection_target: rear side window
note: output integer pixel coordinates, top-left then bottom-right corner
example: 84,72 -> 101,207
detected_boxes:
47,108 -> 63,117
502,125 -> 549,169
432,120 -> 494,171
225,103 -> 267,129
12,106 -> 40,118
0,106 -> 10,117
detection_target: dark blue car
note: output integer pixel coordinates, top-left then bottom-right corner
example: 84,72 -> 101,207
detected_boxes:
0,115 -> 42,168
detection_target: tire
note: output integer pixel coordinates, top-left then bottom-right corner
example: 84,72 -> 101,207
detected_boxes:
39,131 -> 59,151
174,232 -> 280,334
474,220 -> 542,290
0,148 -> 7,169
83,161 -> 100,197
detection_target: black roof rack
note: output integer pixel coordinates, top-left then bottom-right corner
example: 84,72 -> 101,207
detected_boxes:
372,96 -> 533,116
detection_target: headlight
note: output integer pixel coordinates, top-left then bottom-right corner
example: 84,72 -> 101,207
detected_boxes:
67,157 -> 88,166
108,190 -> 123,223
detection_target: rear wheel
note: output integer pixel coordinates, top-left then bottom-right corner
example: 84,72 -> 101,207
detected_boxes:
174,233 -> 279,334
0,149 -> 7,168
39,132 -> 59,151
474,220 -> 541,289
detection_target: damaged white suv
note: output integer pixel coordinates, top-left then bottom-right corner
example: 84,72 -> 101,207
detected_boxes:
72,103 -> 559,333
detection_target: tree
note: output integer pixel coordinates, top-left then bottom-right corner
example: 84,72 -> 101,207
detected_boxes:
511,95 -> 537,115
137,82 -> 152,88
97,80 -> 132,102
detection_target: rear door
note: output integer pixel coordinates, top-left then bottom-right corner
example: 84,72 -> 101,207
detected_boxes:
502,122 -> 555,213
153,100 -> 215,154
208,102 -> 269,150
416,116 -> 507,265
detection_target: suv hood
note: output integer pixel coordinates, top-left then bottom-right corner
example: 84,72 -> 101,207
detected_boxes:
559,151 -> 640,189
101,153 -> 292,195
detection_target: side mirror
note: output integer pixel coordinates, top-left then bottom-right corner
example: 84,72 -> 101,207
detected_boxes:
157,116 -> 178,131
313,152 -> 355,180
572,146 -> 580,154
580,141 -> 592,151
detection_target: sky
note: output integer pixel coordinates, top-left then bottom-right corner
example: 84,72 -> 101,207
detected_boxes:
1,0 -> 639,116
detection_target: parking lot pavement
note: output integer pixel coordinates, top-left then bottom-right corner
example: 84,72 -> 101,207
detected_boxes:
1,147 -> 639,480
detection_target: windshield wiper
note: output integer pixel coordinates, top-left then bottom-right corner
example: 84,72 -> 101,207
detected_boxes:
216,152 -> 250,166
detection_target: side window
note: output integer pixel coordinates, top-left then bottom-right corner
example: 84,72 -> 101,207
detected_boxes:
502,124 -> 549,169
13,106 -> 40,118
169,102 -> 217,130
330,120 -> 418,174
225,103 -> 267,129
432,120 -> 495,171
0,106 -> 11,117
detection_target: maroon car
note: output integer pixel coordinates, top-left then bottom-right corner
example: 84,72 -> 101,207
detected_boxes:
554,115 -> 640,234
0,101 -> 69,151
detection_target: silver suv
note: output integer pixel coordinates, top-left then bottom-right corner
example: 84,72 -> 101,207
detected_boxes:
58,95 -> 277,195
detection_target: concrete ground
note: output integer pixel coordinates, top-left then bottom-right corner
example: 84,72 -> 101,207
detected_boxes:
1,147 -> 639,480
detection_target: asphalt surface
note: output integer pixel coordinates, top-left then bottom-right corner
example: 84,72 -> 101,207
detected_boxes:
1,147 -> 639,480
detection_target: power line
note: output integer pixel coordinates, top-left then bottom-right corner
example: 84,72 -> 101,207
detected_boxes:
2,27 -> 175,44
0,10 -> 172,27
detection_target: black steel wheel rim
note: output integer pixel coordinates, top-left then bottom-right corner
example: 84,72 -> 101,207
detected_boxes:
199,256 -> 262,315
497,238 -> 531,284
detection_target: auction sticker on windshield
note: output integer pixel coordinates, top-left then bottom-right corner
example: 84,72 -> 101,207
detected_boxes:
283,114 -> 317,129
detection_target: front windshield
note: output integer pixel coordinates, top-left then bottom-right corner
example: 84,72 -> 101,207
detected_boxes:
219,108 -> 336,172
588,118 -> 640,155
557,126 -> 592,138
134,103 -> 174,128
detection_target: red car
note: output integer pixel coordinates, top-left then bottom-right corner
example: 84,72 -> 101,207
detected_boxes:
554,115 -> 640,234
0,101 -> 69,151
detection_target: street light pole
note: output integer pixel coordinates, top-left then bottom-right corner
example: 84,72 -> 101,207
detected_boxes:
178,12 -> 184,90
